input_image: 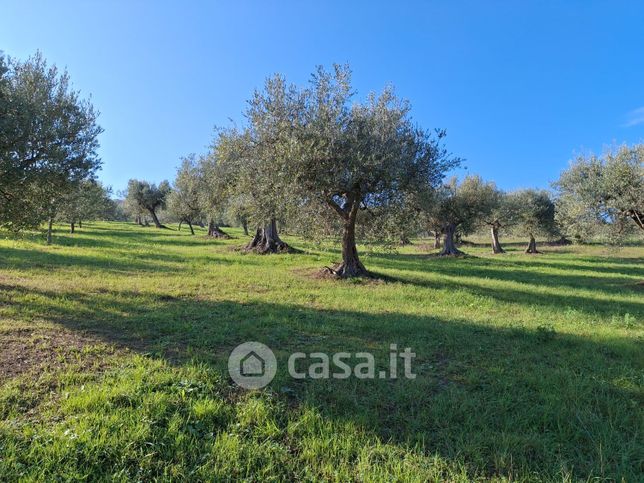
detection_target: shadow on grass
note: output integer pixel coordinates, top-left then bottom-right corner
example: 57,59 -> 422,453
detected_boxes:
363,252 -> 644,314
0,281 -> 641,479
3,222 -> 235,251
0,245 -> 256,274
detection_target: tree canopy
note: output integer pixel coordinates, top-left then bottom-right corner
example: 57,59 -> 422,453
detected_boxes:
507,189 -> 558,253
285,65 -> 459,277
125,179 -> 171,229
555,145 -> 643,243
0,52 -> 102,237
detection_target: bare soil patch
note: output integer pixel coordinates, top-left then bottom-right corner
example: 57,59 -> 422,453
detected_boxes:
0,327 -> 116,381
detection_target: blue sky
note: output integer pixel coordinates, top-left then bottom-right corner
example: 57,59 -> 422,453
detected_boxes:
2,1 -> 644,194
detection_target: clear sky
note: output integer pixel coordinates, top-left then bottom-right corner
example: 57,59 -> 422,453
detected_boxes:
2,1 -> 644,194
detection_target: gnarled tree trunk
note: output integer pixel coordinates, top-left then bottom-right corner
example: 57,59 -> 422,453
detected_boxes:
78,220 -> 82,229
334,214 -> 368,277
324,195 -> 368,277
525,233 -> 540,254
70,222 -> 75,234
433,230 -> 441,249
241,217 -> 249,236
148,209 -> 163,228
187,221 -> 194,235
490,222 -> 504,254
627,209 -> 643,230
440,223 -> 464,256
207,219 -> 230,238
245,218 -> 289,253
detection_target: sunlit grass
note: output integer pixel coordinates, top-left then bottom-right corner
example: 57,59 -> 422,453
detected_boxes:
0,222 -> 642,480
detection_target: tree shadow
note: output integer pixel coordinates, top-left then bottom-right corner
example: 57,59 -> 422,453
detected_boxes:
0,281 -> 640,479
364,252 -> 643,315
0,246 -> 251,274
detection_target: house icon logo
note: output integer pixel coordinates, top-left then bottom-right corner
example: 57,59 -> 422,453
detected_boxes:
240,351 -> 265,377
228,342 -> 277,389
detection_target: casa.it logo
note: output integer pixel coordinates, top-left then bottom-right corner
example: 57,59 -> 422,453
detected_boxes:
228,341 -> 417,390
227,341 -> 277,389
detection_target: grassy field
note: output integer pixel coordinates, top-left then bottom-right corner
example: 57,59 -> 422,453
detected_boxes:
0,222 -> 642,481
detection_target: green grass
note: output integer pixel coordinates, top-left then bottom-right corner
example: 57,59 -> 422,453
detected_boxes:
0,222 -> 642,481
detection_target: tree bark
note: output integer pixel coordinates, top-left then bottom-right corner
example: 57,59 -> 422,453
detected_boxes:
135,215 -> 142,225
241,218 -> 249,236
148,209 -> 163,228
187,221 -> 194,235
70,222 -> 75,234
627,209 -> 643,230
324,196 -> 369,277
78,220 -> 82,229
207,219 -> 230,238
46,217 -> 53,245
525,234 -> 540,254
334,214 -> 368,277
245,218 -> 289,253
440,223 -> 464,256
490,223 -> 504,254
433,231 -> 441,249
178,220 -> 183,231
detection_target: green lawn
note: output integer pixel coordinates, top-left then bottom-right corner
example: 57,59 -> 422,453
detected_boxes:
0,222 -> 642,481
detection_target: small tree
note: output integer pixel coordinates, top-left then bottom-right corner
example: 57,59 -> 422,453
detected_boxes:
428,176 -> 498,256
125,179 -> 171,228
197,147 -> 232,238
121,187 -> 147,225
58,180 -> 114,232
507,189 -> 558,253
168,156 -> 202,235
484,190 -> 512,254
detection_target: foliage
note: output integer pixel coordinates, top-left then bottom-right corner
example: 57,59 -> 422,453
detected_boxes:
259,65 -> 458,272
125,179 -> 171,228
506,189 -> 558,239
555,145 -> 644,243
167,156 -> 203,228
0,52 -> 102,232
196,142 -> 234,229
57,180 -> 115,227
431,175 -> 500,234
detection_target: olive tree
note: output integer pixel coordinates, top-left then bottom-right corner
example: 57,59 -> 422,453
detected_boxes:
0,52 -> 102,241
168,156 -> 202,235
484,190 -> 513,254
427,175 -> 498,256
125,179 -> 171,228
197,145 -> 233,238
555,145 -> 643,243
58,180 -> 114,233
288,66 -> 457,275
507,189 -> 558,253
228,76 -> 301,253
